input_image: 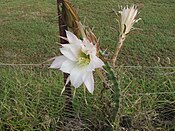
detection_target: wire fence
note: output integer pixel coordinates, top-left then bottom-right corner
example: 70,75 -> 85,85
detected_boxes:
1,63 -> 174,130
1,62 -> 175,97
1,62 -> 175,69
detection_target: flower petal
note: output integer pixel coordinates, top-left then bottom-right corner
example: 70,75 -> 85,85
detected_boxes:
92,55 -> 105,68
83,72 -> 94,94
60,46 -> 77,61
70,65 -> 85,88
69,43 -> 82,58
119,5 -> 139,35
86,61 -> 95,72
87,55 -> 104,71
50,56 -> 67,68
66,30 -> 82,44
60,60 -> 76,73
61,43 -> 82,59
82,39 -> 96,55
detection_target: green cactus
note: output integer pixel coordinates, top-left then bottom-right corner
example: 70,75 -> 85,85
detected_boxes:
103,60 -> 120,131
60,1 -> 121,130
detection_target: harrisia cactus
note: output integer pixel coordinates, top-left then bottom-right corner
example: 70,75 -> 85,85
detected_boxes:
112,5 -> 140,67
53,1 -> 134,131
99,51 -> 120,131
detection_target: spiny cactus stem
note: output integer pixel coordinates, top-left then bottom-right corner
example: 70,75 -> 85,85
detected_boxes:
103,61 -> 120,131
112,35 -> 126,68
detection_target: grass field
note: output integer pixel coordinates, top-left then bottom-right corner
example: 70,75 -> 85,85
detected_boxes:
0,0 -> 175,130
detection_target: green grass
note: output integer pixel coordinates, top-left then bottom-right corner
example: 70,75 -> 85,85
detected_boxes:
0,0 -> 175,130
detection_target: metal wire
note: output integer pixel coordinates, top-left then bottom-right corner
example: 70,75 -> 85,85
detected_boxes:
1,62 -> 175,69
124,91 -> 175,96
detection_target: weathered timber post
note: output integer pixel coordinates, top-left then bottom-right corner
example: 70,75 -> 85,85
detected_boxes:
56,0 -> 73,117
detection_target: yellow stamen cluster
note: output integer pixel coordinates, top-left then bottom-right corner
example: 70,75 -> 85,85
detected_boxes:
78,52 -> 90,66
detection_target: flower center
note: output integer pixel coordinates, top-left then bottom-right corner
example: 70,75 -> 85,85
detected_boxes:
78,51 -> 90,66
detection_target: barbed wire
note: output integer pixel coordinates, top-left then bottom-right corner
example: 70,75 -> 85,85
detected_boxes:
123,91 -> 175,96
0,62 -> 174,96
0,63 -> 49,67
0,63 -> 175,69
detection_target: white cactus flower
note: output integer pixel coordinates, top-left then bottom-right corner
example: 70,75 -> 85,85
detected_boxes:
50,31 -> 104,94
119,5 -> 140,35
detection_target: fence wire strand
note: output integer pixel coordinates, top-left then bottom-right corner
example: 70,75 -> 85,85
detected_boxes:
124,91 -> 175,96
1,62 -> 175,69
1,62 -> 175,96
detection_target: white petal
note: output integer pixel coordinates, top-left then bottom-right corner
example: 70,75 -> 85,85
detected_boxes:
82,39 -> 96,55
87,55 -> 104,71
66,30 -> 82,44
92,55 -> 105,68
60,46 -> 77,61
50,56 -> 67,68
87,62 -> 95,71
61,43 -> 82,59
119,5 -> 139,34
83,72 -> 94,94
60,60 -> 76,73
70,66 -> 85,88
69,43 -> 82,58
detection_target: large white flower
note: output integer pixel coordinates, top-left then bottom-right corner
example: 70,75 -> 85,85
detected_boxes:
50,31 -> 104,94
118,5 -> 140,35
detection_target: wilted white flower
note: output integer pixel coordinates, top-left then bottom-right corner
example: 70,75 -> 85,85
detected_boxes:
50,31 -> 104,94
118,5 -> 140,35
